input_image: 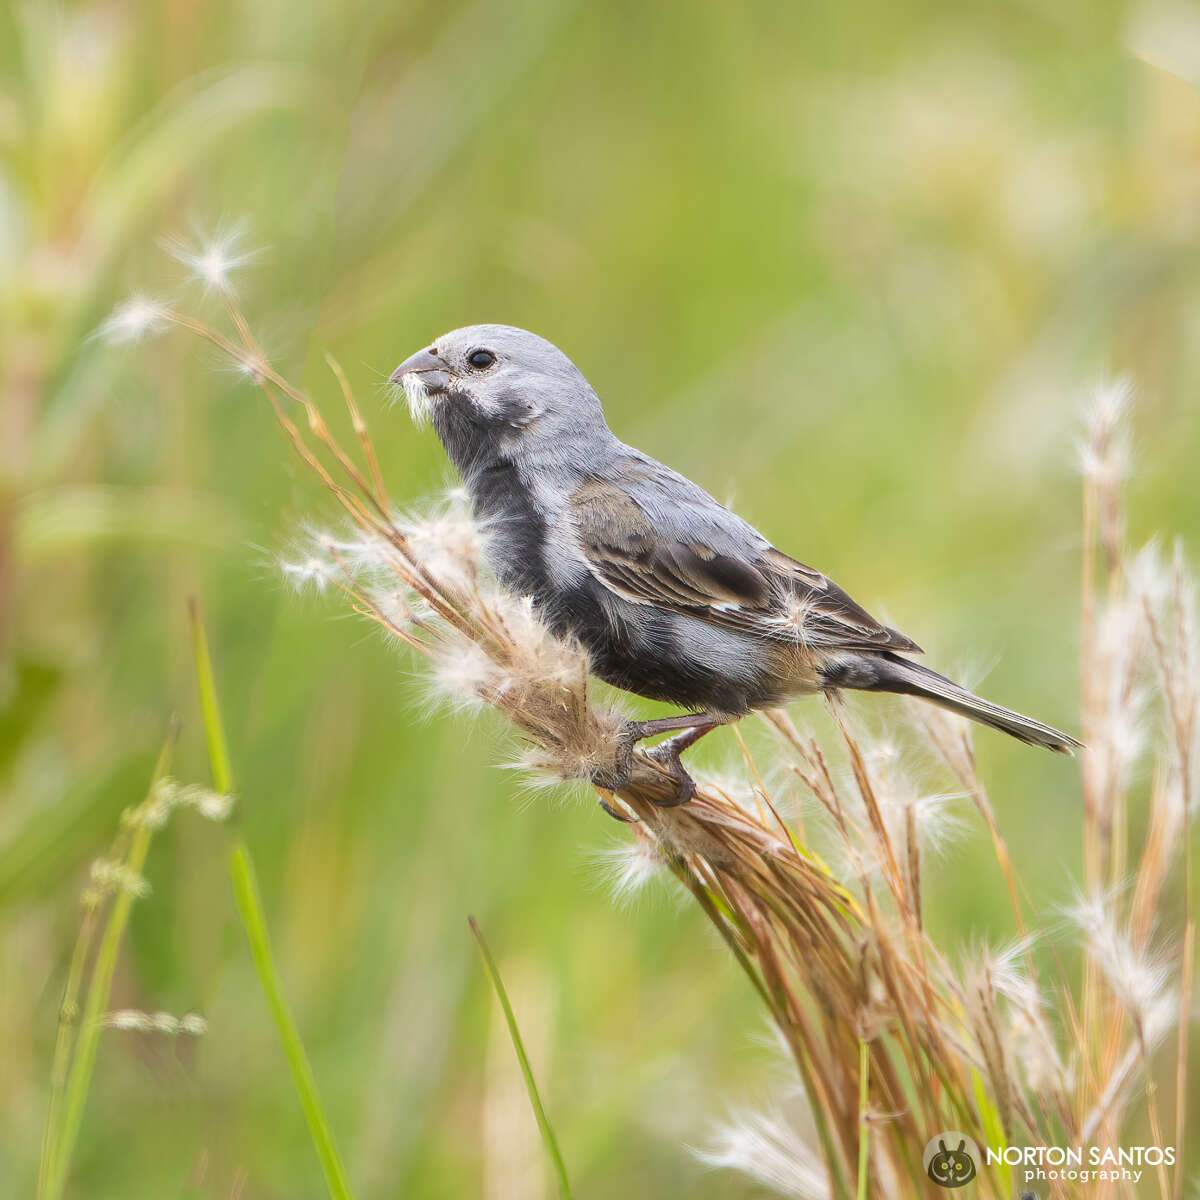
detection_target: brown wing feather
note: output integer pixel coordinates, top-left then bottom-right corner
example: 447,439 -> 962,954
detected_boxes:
569,480 -> 922,655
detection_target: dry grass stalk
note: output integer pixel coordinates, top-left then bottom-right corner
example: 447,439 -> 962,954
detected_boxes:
110,262 -> 1194,1200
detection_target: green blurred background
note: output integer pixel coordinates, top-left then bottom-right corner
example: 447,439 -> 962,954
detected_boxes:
3,0 -> 1199,1195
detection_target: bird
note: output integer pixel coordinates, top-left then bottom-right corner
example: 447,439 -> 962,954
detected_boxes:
391,324 -> 1080,807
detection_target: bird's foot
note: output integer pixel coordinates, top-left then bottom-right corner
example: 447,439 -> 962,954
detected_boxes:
643,737 -> 698,807
590,718 -> 708,809
589,719 -> 648,796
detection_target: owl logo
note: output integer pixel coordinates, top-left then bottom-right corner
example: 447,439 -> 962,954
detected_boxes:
922,1132 -> 979,1188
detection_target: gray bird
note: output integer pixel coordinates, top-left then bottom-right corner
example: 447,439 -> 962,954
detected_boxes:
391,325 -> 1080,806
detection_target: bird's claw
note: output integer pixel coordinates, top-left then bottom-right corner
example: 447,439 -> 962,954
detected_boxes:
590,720 -> 699,809
589,719 -> 646,795
644,740 -> 698,807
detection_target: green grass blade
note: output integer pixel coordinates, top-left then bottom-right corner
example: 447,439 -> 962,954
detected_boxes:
971,1069 -> 1011,1197
188,598 -> 355,1200
468,916 -> 573,1200
230,841 -> 355,1200
187,597 -> 234,795
38,901 -> 97,1198
857,1038 -> 870,1200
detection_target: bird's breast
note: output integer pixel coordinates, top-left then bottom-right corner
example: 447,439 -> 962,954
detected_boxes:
464,458 -> 552,596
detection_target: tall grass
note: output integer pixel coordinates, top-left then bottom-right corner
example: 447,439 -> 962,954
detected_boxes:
107,259 -> 1194,1199
37,724 -> 231,1200
36,590 -> 355,1200
38,724 -> 178,1200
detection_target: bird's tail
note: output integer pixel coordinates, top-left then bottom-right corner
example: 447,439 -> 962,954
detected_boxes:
835,653 -> 1082,754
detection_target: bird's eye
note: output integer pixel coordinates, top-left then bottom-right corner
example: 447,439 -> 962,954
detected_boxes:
467,349 -> 496,370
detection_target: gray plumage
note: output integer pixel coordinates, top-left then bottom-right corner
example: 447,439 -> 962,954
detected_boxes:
392,325 -> 1080,804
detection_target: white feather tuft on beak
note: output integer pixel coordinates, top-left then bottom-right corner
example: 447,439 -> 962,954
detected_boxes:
399,372 -> 436,427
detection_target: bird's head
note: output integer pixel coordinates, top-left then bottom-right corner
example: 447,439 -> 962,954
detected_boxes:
390,324 -> 610,465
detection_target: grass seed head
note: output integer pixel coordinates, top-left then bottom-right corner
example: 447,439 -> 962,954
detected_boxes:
162,222 -> 259,296
1078,376 -> 1134,487
697,1108 -> 829,1200
591,831 -> 667,906
99,295 -> 168,344
103,1010 -> 208,1036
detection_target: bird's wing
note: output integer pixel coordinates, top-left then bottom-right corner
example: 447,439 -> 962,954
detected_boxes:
567,462 -> 922,655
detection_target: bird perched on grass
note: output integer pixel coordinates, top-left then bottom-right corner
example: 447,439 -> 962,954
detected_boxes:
392,325 -> 1080,806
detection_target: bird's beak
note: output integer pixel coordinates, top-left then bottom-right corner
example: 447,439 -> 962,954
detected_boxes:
390,346 -> 454,392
